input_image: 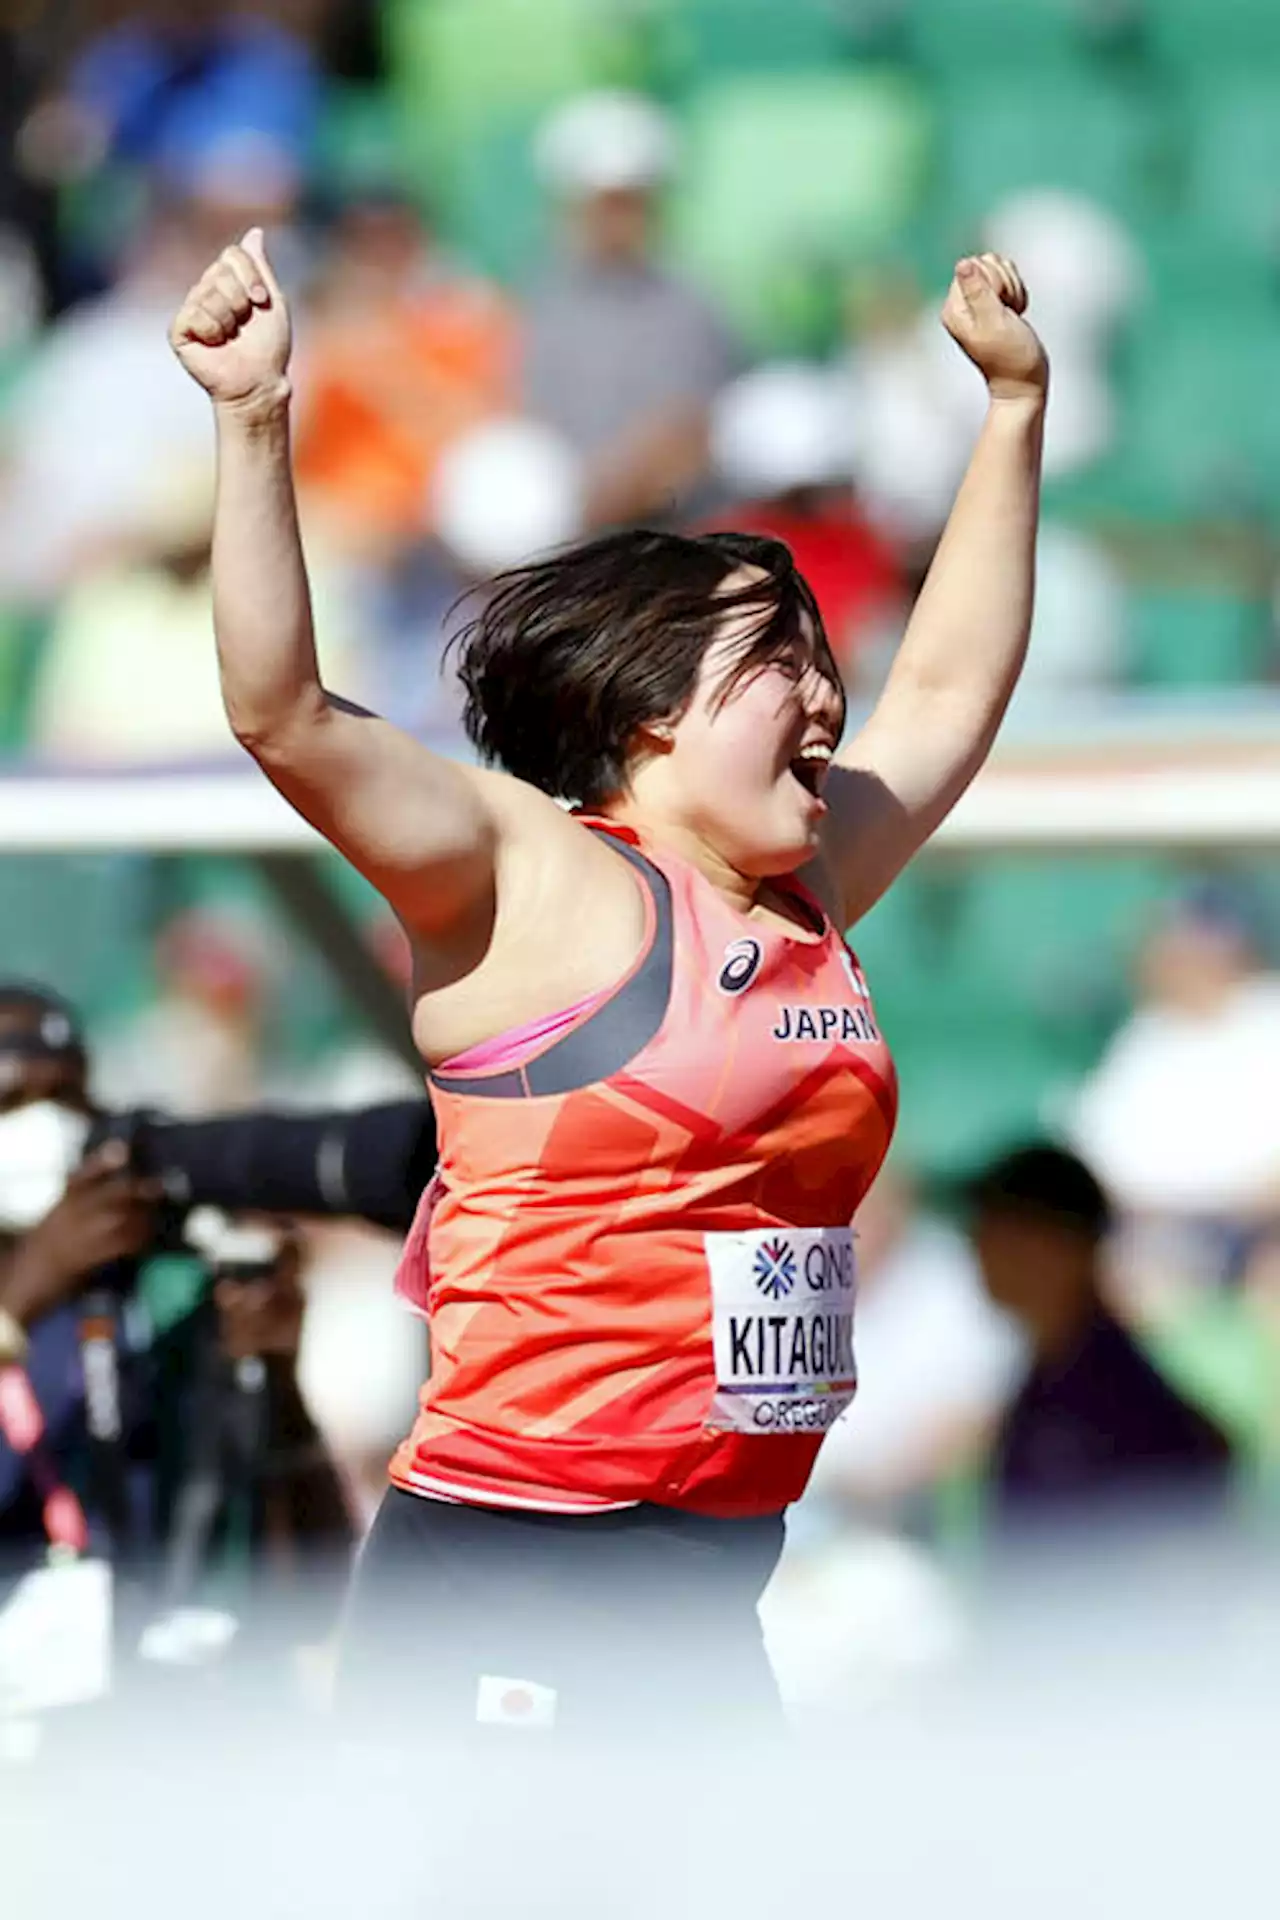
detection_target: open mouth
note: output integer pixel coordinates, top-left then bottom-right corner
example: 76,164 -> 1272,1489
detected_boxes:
788,745 -> 832,799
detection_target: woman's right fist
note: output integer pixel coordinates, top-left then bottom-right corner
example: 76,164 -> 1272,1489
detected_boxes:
170,227 -> 292,410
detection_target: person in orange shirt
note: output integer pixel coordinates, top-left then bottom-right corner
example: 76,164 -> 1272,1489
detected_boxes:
292,186 -> 517,565
170,231 -> 1047,1742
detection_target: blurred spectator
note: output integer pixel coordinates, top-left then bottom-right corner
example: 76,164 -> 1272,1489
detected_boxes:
841,260 -> 986,547
0,12 -> 58,322
967,1145 -> 1234,1524
20,4 -> 319,202
0,150 -> 299,607
526,89 -> 739,528
981,190 -> 1143,482
843,195 -> 1141,548
801,1164 -> 1024,1529
298,1220 -> 423,1526
293,185 -> 517,567
1071,881 -> 1280,1218
26,460 -> 362,766
95,907 -> 279,1116
1139,1219 -> 1280,1499
293,916 -> 421,1109
0,984 -> 353,1643
1005,522 -> 1128,714
0,197 -> 208,604
708,363 -> 906,683
351,413 -> 585,743
433,415 -> 584,579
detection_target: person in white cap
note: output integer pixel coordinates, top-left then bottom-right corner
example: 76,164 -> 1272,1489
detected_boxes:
524,89 -> 739,528
710,362 -> 906,682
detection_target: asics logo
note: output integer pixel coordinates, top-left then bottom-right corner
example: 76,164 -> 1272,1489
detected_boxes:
717,937 -> 763,996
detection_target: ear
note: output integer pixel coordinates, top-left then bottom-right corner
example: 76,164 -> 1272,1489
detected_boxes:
634,717 -> 676,752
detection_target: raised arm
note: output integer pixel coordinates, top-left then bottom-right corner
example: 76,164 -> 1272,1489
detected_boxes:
169,231 -> 498,944
819,254 -> 1048,927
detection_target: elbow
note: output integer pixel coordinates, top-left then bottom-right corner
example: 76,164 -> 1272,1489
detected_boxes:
226,709 -> 284,764
224,687 -> 328,764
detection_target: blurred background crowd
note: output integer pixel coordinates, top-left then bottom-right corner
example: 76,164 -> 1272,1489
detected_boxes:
3,0 -> 1280,1738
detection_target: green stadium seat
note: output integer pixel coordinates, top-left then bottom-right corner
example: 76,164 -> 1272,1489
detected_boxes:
1126,587 -> 1274,687
1146,0 -> 1280,69
934,70 -> 1173,228
0,609 -> 42,753
1184,77 -> 1280,269
946,856 -> 1172,1032
850,867 -> 960,1021
890,1021 -> 1077,1179
670,70 -> 935,350
908,0 -> 1112,69
856,856 -> 1182,1179
1144,1295 -> 1275,1458
315,85 -> 416,201
383,0 -> 650,155
656,0 -> 860,84
436,115 -> 552,283
0,855 -> 152,1026
1120,302 -> 1280,520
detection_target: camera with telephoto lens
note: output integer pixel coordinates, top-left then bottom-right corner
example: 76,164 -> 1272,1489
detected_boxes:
81,1114 -> 290,1279
81,1107 -> 206,1258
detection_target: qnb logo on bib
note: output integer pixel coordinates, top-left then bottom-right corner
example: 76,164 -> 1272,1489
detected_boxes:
717,937 -> 763,996
704,1227 -> 857,1437
752,1237 -> 797,1299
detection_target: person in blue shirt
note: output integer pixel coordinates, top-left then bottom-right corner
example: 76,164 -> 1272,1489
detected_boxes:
966,1144 -> 1234,1529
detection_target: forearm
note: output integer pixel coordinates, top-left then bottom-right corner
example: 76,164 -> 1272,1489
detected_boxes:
210,393 -> 499,936
0,1234 -> 71,1330
212,390 -> 326,747
0,1236 -> 36,1334
824,393 -> 1045,923
877,393 -> 1044,743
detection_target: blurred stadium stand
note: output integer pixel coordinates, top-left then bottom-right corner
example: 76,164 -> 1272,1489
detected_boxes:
0,0 -> 1279,1186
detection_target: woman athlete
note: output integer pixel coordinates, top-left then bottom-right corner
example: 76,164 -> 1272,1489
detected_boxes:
171,233 -> 1047,1739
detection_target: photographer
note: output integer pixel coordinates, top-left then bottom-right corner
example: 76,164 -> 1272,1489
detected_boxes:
0,982 -> 437,1678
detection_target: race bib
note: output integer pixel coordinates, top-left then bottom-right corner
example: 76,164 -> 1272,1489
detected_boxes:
704,1226 -> 857,1436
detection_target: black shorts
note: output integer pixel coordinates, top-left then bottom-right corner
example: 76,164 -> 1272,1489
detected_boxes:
337,1488 -> 786,1747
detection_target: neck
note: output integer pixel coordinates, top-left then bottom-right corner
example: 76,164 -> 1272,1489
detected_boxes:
600,796 -> 764,915
1031,1288 -> 1099,1368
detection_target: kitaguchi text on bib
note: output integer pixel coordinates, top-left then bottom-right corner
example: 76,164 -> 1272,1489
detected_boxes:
703,1225 -> 857,1436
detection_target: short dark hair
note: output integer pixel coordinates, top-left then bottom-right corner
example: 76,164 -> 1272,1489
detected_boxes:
449,528 -> 844,808
962,1144 -> 1113,1244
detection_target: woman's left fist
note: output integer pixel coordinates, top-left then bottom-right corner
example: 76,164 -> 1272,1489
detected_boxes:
941,253 -> 1048,403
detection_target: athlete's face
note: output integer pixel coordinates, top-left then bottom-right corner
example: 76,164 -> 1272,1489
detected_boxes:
658,575 -> 845,877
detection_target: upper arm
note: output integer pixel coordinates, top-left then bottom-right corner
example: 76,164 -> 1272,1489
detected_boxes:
819,691 -> 998,927
244,693 -> 527,945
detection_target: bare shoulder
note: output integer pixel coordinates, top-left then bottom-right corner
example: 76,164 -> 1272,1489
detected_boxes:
463,765 -> 626,882
408,768 -> 646,1060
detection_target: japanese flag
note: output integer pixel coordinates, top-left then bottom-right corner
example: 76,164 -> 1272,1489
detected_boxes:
475,1673 -> 558,1731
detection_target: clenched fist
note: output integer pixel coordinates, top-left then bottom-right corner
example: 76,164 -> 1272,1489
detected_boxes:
941,253 -> 1048,403
170,227 -> 292,411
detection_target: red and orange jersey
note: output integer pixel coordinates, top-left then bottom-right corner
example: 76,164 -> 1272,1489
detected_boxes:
391,821 -> 897,1518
